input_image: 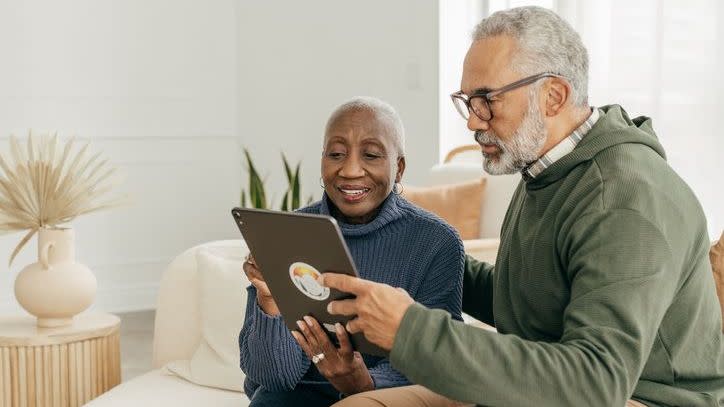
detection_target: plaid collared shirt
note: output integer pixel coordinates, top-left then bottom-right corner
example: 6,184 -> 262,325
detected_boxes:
522,108 -> 601,180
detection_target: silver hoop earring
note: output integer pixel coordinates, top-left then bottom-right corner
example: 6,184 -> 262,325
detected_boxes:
393,182 -> 403,195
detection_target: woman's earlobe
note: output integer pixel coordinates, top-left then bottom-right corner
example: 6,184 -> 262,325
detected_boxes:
396,156 -> 407,180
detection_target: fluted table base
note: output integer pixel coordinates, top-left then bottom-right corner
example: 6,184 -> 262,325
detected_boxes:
0,313 -> 121,407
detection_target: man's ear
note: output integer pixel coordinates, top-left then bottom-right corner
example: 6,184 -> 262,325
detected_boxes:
544,77 -> 572,117
395,156 -> 406,183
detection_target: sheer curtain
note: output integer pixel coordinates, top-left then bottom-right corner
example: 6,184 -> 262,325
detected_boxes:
439,0 -> 724,239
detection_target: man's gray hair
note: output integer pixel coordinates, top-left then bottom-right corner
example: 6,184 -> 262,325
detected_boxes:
325,96 -> 406,156
472,6 -> 589,106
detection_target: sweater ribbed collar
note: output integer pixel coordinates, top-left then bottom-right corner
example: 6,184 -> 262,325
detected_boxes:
319,192 -> 403,237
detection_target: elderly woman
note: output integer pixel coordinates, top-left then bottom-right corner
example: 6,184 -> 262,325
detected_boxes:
238,97 -> 464,407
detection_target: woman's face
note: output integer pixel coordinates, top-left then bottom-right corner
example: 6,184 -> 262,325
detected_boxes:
322,110 -> 405,224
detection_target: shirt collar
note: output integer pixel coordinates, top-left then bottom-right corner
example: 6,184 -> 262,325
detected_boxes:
522,107 -> 601,181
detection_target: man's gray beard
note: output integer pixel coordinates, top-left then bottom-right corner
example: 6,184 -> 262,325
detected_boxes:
477,91 -> 548,175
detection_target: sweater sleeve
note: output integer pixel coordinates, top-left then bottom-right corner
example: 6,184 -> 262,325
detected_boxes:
367,227 -> 465,389
389,210 -> 678,406
367,359 -> 411,390
239,285 -> 311,392
462,255 -> 495,325
414,230 -> 465,319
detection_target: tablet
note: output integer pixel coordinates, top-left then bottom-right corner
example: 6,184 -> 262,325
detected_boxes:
231,207 -> 387,357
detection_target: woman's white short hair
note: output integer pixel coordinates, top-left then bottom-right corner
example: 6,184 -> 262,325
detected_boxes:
324,96 -> 406,157
472,6 -> 589,106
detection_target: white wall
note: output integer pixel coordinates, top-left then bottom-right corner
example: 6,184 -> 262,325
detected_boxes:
0,0 -> 242,313
0,0 -> 441,313
237,1 -> 440,207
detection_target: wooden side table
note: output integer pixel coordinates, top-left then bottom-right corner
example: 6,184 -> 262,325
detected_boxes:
0,312 -> 121,407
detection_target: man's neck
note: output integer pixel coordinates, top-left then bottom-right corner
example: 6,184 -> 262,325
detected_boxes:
539,105 -> 592,156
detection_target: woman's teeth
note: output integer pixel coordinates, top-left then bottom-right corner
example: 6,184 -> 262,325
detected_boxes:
340,188 -> 369,196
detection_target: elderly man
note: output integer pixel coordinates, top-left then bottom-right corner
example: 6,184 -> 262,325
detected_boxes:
322,6 -> 724,407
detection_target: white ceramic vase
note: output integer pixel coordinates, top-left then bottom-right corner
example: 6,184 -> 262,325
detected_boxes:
14,227 -> 97,327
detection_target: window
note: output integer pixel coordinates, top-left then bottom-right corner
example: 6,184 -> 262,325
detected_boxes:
439,0 -> 723,238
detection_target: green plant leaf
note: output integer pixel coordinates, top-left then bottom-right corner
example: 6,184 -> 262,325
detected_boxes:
244,149 -> 260,180
250,174 -> 263,209
241,148 -> 310,211
255,176 -> 267,209
291,162 -> 301,210
240,189 -> 247,207
280,190 -> 289,211
280,153 -> 294,211
282,153 -> 293,183
244,148 -> 267,209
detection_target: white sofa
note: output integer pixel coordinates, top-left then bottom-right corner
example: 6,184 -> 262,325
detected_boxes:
429,146 -> 519,263
87,240 -> 252,406
88,153 -> 517,406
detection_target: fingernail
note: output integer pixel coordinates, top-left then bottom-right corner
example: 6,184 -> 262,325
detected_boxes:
326,303 -> 333,313
335,323 -> 343,333
317,274 -> 325,285
296,320 -> 305,331
345,323 -> 352,332
303,316 -> 312,325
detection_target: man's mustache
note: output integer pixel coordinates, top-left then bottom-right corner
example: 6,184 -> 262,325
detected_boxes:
474,131 -> 502,147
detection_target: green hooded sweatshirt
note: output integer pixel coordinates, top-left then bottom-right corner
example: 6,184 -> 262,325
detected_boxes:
390,105 -> 724,406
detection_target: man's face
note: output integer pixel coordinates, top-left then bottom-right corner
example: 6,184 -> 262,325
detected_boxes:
461,35 -> 548,175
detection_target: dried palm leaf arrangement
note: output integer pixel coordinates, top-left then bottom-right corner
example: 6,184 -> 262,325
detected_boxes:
0,132 -> 124,266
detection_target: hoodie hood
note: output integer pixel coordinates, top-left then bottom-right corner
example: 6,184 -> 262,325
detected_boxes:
527,104 -> 667,188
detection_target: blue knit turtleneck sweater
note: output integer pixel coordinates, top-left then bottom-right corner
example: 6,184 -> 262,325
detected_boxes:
239,193 -> 464,397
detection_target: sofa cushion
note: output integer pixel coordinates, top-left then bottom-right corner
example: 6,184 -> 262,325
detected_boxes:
402,178 -> 486,239
463,238 -> 500,265
85,369 -> 249,407
427,163 -> 520,239
153,240 -> 248,368
165,246 -> 249,392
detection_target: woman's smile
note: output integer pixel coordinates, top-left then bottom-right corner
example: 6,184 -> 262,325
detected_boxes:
337,184 -> 372,203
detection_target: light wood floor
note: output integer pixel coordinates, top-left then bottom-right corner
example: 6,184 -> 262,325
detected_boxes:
118,310 -> 155,382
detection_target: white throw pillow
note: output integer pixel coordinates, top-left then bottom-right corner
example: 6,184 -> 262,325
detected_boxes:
165,245 -> 249,392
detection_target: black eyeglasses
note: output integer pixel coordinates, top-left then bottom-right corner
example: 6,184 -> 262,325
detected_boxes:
450,72 -> 564,121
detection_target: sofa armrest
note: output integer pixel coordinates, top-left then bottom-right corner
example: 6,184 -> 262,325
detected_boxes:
152,248 -> 203,369
463,238 -> 500,264
152,240 -> 247,369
